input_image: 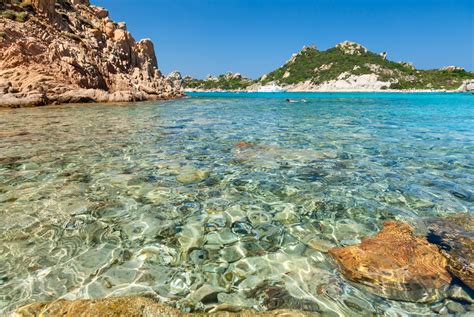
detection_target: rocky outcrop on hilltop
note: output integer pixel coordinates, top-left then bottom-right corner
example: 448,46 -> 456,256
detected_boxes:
0,0 -> 182,107
335,41 -> 368,56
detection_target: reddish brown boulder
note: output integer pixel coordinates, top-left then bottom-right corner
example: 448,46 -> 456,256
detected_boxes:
329,221 -> 451,302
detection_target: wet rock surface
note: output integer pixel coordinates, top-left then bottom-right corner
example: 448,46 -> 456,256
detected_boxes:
15,297 -> 182,317
0,0 -> 182,107
15,296 -> 320,317
422,213 -> 474,290
329,221 -> 452,302
248,283 -> 320,312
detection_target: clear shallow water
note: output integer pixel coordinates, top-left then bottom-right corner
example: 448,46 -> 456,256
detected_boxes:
1,93 -> 473,315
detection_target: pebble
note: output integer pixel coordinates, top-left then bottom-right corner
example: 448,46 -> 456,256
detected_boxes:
448,285 -> 473,304
217,293 -> 257,308
188,249 -> 207,265
206,228 -> 238,246
176,168 -> 209,184
190,284 -> 226,303
220,243 -> 246,263
247,210 -> 272,226
231,221 -> 253,236
307,238 -> 335,253
446,300 -> 465,314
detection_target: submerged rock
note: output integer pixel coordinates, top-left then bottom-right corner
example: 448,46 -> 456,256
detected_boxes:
15,296 -> 320,316
176,168 -> 209,185
422,214 -> 474,290
235,141 -> 256,149
189,284 -> 226,304
15,297 -> 183,317
329,221 -> 451,302
448,285 -> 473,304
307,238 -> 335,253
248,283 -> 320,312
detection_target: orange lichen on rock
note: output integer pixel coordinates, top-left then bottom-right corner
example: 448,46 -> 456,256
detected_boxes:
329,221 -> 452,302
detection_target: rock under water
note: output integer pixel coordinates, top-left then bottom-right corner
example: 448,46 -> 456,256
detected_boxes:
329,221 -> 452,302
422,214 -> 474,290
15,296 -> 320,317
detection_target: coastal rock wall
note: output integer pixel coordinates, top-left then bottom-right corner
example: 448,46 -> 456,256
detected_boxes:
0,0 -> 182,107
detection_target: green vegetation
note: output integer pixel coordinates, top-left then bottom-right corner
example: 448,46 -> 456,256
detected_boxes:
260,46 -> 412,85
261,45 -> 474,90
1,9 -> 28,22
0,31 -> 6,39
10,0 -> 33,9
186,43 -> 474,91
185,74 -> 255,90
390,69 -> 474,90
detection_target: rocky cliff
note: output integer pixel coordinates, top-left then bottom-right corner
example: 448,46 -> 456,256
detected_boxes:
0,0 -> 183,107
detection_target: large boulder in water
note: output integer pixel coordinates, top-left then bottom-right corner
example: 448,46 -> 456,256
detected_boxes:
329,221 -> 451,302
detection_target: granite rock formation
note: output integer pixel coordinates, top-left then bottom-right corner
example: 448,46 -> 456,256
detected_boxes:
329,221 -> 452,302
0,0 -> 182,107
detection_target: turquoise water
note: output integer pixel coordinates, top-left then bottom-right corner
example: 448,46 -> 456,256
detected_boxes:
0,92 -> 473,315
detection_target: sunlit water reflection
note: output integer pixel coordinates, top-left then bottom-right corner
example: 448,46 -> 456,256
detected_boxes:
1,93 -> 473,315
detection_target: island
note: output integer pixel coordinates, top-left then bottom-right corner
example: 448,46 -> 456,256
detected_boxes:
184,42 -> 474,92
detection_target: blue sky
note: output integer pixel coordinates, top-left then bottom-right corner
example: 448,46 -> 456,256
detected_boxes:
92,0 -> 473,78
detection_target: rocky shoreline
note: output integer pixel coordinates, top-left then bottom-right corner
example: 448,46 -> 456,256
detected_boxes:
0,0 -> 183,108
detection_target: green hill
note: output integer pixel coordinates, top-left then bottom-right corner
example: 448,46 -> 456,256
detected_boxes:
184,41 -> 474,91
184,73 -> 255,90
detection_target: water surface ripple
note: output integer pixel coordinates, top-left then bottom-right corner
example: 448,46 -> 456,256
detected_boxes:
1,93 -> 473,315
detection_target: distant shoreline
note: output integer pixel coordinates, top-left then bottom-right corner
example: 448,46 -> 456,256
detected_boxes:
184,88 -> 465,93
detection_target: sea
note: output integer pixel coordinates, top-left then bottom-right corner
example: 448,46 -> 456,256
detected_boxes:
1,92 -> 473,315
